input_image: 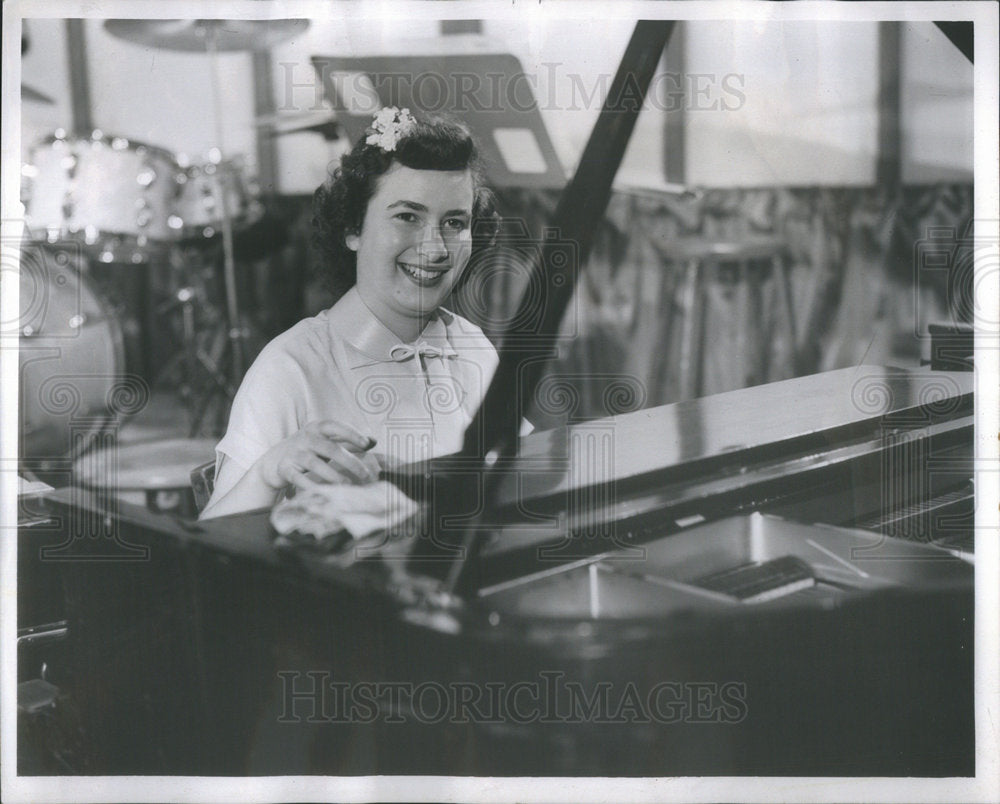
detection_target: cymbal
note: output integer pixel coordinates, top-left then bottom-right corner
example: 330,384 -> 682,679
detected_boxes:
23,84 -> 55,105
104,19 -> 309,52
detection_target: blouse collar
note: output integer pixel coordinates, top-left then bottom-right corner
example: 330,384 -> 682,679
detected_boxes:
329,287 -> 456,369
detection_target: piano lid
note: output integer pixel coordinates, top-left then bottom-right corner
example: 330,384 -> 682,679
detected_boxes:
490,366 -> 973,508
383,365 -> 972,513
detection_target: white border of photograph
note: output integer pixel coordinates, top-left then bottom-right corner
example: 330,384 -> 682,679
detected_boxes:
2,1 -> 997,802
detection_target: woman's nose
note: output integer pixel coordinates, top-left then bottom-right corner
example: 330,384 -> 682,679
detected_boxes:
417,225 -> 448,263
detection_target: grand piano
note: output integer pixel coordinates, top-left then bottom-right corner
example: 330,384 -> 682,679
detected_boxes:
17,21 -> 977,778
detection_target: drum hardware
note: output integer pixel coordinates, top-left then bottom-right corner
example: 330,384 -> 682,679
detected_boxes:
19,20 -> 301,453
166,149 -> 261,431
205,28 -> 253,413
152,205 -> 285,437
22,135 -> 264,438
152,245 -> 241,437
186,320 -> 251,436
20,143 -> 265,447
154,281 -> 210,421
104,19 -> 310,425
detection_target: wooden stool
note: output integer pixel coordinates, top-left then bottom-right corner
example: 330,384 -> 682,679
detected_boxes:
653,236 -> 797,399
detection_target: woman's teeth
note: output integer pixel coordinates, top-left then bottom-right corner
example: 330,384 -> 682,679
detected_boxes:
399,263 -> 443,282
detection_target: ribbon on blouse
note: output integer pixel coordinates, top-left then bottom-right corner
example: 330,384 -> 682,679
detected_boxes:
388,341 -> 457,362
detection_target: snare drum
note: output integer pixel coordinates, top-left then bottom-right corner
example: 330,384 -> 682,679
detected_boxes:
73,438 -> 218,519
171,157 -> 256,240
25,131 -> 178,263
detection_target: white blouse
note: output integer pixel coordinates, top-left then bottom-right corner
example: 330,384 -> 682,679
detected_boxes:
207,286 -> 500,507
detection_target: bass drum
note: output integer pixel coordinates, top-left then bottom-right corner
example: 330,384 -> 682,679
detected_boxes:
18,245 -> 145,463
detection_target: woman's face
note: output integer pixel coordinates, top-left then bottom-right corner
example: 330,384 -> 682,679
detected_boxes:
348,163 -> 475,339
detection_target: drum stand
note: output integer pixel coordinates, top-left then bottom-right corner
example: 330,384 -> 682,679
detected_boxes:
206,24 -> 247,403
156,25 -> 250,436
103,19 -> 309,435
187,328 -> 238,436
154,244 -> 239,436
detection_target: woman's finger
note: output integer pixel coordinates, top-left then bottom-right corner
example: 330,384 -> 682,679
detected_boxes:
314,420 -> 376,452
300,435 -> 377,482
276,457 -> 316,490
357,450 -> 382,477
299,452 -> 346,485
322,442 -> 379,484
288,473 -> 319,492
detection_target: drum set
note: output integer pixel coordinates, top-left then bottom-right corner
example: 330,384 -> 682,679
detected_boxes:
24,131 -> 260,261
17,18 -> 315,513
19,130 -> 262,451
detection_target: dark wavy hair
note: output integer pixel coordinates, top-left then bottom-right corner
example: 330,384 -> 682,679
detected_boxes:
312,113 -> 500,302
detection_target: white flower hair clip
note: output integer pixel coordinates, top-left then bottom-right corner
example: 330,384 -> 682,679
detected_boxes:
365,106 -> 416,152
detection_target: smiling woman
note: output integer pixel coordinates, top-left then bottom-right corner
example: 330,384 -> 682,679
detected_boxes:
349,164 -> 475,342
200,110 -> 501,519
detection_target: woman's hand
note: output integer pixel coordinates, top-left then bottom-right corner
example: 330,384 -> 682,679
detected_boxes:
255,420 -> 380,492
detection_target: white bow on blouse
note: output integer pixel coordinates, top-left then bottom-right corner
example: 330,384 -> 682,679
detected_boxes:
388,341 -> 457,362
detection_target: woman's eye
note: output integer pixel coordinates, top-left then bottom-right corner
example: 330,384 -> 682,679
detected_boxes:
394,212 -> 419,223
443,218 -> 469,231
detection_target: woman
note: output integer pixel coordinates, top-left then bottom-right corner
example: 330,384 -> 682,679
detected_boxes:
200,109 -> 501,519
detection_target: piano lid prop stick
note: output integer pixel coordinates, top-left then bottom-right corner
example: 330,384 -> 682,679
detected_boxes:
445,20 -> 678,597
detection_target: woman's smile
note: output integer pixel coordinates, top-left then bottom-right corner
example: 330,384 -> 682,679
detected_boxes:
397,261 -> 449,285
